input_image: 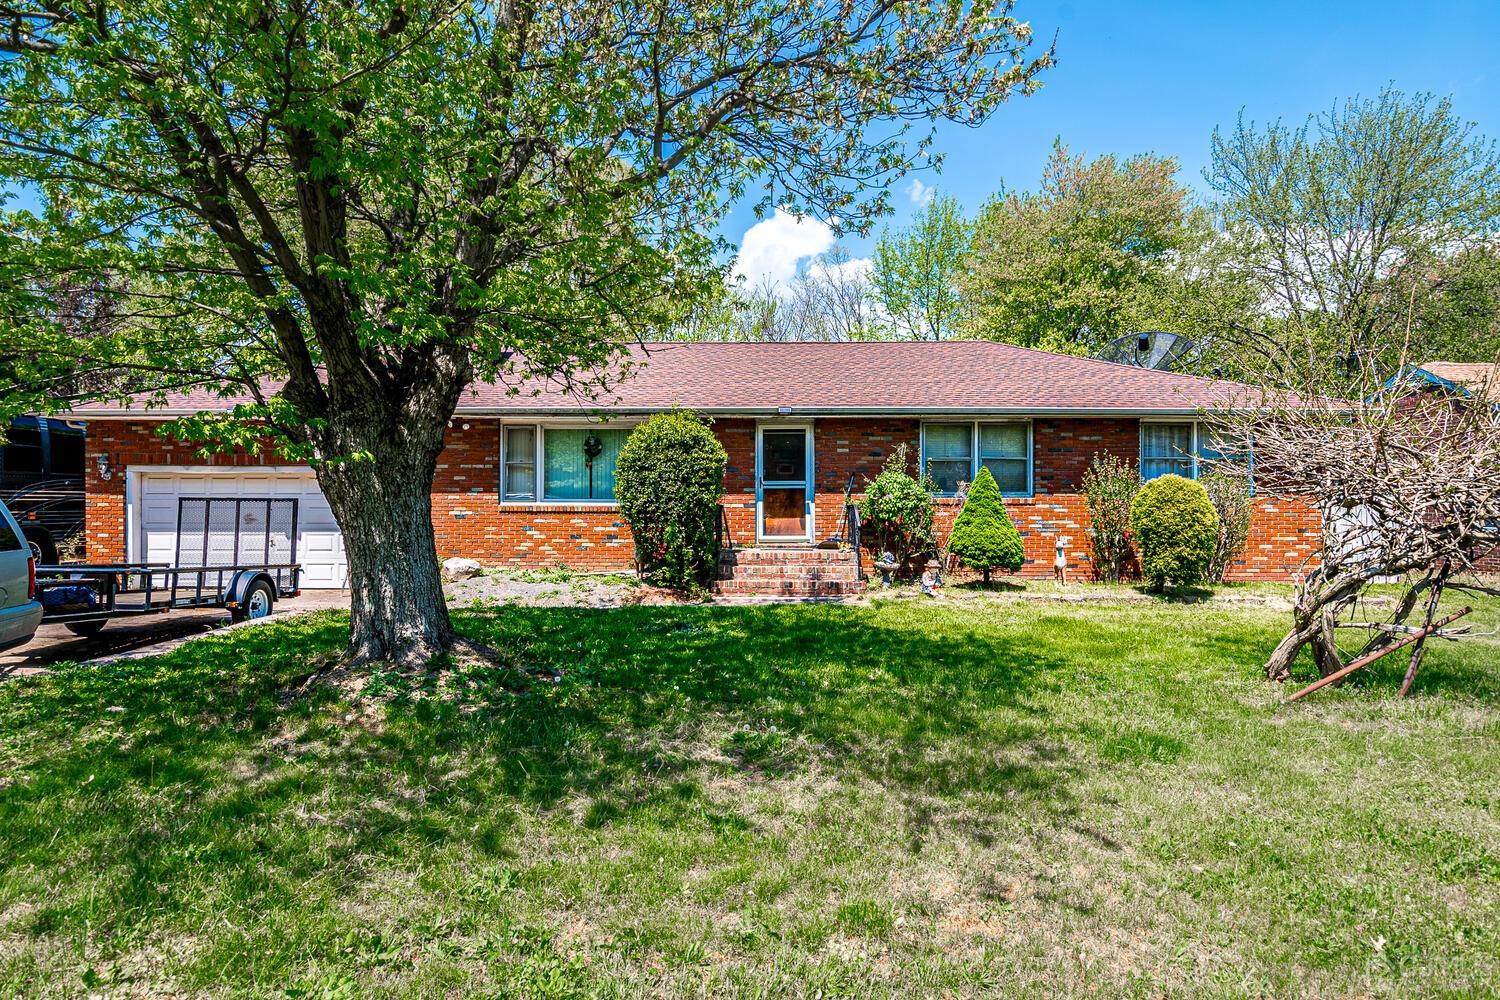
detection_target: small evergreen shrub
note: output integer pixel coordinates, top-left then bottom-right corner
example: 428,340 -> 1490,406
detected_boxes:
1082,453 -> 1139,582
1129,474 -> 1218,590
859,444 -> 936,575
614,410 -> 727,590
1201,471 -> 1253,583
947,466 -> 1024,583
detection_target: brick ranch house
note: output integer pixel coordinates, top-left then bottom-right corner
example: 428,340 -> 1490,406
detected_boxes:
71,341 -> 1322,592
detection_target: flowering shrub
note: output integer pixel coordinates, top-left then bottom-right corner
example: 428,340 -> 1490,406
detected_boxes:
859,444 -> 936,574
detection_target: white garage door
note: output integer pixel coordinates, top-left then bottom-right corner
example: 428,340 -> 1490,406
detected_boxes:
134,469 -> 348,589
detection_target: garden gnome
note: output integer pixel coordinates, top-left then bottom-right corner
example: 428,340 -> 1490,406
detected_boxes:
920,558 -> 943,597
1053,535 -> 1070,585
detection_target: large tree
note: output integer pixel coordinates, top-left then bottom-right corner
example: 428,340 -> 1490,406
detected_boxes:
871,191 -> 969,340
960,139 -> 1227,355
0,1 -> 1051,665
1202,88 -> 1500,386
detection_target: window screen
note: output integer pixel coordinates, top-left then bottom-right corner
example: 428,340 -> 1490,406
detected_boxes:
1141,423 -> 1195,480
503,426 -> 537,501
924,424 -> 973,495
979,423 -> 1030,495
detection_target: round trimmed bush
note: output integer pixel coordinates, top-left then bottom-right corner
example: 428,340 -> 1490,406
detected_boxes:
614,410 -> 727,589
1129,474 -> 1218,590
947,466 -> 1024,583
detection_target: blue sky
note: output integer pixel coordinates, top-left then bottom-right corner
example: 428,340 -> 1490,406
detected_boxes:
725,0 -> 1500,286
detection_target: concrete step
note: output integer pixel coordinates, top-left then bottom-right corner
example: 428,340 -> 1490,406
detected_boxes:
713,578 -> 865,598
719,547 -> 857,565
718,564 -> 862,581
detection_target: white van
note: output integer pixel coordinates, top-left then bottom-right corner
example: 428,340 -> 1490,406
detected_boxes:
0,499 -> 42,652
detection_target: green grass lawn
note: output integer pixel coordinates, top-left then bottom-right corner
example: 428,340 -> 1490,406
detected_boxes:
0,589 -> 1496,998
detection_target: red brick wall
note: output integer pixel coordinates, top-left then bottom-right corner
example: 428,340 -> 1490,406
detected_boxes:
84,415 -> 1322,582
82,421 -> 300,562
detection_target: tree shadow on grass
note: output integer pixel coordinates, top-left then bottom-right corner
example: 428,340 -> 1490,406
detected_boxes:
0,602 -> 1091,952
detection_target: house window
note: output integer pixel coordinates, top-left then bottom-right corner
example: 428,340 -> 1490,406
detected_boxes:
1140,422 -> 1252,484
980,423 -> 1030,495
502,426 -> 537,500
1141,422 -> 1196,480
923,423 -> 973,495
502,424 -> 631,502
543,428 -> 629,501
921,422 -> 1033,497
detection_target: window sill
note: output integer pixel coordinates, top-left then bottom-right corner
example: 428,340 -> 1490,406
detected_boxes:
499,500 -> 621,512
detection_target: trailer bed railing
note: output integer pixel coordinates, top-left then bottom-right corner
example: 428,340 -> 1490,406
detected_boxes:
35,562 -> 301,624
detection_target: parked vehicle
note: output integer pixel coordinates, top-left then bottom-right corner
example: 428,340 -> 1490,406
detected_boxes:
1,416 -> 85,564
0,499 -> 43,652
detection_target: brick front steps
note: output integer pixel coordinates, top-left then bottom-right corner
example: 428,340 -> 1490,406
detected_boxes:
715,547 -> 866,599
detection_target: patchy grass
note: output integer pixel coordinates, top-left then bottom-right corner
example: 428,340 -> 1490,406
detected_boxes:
0,589 -> 1496,998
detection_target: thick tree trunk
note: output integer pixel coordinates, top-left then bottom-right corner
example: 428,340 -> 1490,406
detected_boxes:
312,399 -> 459,668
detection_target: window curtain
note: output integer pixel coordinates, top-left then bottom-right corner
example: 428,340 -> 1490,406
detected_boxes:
1141,423 -> 1194,480
924,423 -> 973,494
979,423 -> 1030,495
544,428 -> 629,500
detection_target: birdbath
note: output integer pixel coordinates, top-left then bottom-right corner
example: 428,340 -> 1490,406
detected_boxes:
873,551 -> 900,588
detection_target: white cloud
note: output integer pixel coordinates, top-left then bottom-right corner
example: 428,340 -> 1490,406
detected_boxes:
731,208 -> 835,291
906,177 -> 934,208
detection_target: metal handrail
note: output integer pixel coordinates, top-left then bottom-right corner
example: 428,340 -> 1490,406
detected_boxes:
845,502 -> 863,581
716,504 -> 732,552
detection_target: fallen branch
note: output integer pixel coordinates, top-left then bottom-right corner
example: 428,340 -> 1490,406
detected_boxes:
1283,606 -> 1473,704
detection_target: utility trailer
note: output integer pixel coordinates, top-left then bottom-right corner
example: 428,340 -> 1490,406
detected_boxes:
35,562 -> 302,636
33,492 -> 305,636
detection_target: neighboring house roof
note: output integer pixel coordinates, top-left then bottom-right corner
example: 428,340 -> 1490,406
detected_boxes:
1386,362 -> 1500,404
1419,362 -> 1500,403
69,340 -> 1256,418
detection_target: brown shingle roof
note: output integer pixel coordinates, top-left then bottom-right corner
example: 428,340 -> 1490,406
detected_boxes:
71,341 -> 1251,417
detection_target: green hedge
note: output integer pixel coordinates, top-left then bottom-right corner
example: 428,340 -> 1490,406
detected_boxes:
614,411 -> 727,590
1129,474 -> 1218,590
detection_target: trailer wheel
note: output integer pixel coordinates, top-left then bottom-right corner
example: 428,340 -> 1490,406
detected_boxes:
233,579 -> 275,623
65,619 -> 107,638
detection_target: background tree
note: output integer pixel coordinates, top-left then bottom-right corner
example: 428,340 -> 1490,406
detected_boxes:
871,192 -> 970,340
1399,243 -> 1500,364
0,1 -> 1051,666
961,140 -> 1230,355
1202,89 -> 1500,388
946,466 -> 1024,584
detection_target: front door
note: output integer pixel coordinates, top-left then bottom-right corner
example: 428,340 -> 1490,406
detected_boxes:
757,425 -> 813,542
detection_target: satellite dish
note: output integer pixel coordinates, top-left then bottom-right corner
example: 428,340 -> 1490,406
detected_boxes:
1095,331 -> 1197,371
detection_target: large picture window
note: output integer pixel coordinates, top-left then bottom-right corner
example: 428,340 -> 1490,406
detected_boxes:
502,424 -> 631,502
1140,422 -> 1251,483
920,422 -> 1032,497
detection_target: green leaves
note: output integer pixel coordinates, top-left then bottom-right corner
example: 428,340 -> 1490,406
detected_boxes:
872,192 -> 970,341
960,139 -> 1229,355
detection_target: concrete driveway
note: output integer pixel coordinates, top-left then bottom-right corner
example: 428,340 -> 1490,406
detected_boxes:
0,590 -> 350,675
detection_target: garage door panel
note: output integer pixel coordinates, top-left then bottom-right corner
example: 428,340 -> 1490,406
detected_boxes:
136,471 -> 348,589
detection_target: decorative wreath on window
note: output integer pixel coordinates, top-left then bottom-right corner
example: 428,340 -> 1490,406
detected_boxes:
583,432 -> 604,468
